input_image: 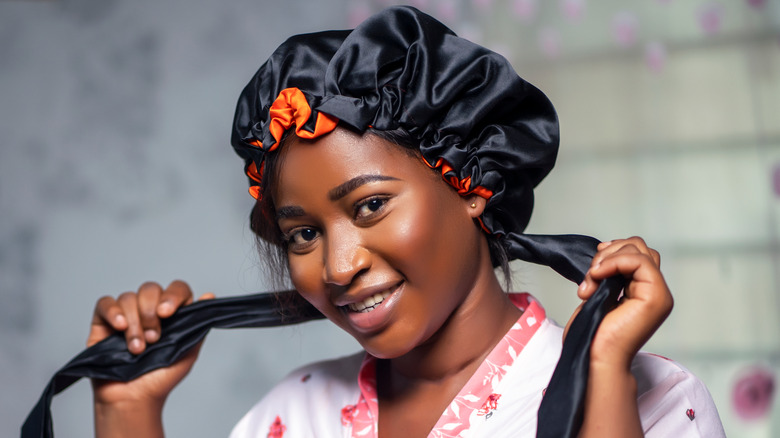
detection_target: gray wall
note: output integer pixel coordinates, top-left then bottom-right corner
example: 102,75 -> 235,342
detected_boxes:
2,0 -> 779,436
1,1 -> 360,436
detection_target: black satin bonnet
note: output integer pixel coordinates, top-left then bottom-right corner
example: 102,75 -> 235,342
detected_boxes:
231,5 -> 560,236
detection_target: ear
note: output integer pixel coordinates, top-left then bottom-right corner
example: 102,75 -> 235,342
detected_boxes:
464,195 -> 487,219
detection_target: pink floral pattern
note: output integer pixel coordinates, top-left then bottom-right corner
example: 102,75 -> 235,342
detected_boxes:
476,393 -> 501,416
341,405 -> 357,426
267,415 -> 286,438
346,293 -> 544,437
343,355 -> 379,436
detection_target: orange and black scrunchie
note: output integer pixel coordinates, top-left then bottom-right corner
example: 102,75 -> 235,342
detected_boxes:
25,7 -> 622,438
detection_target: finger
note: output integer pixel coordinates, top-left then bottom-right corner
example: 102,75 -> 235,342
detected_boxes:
198,292 -> 216,301
615,237 -> 657,264
92,295 -> 127,330
87,295 -> 127,347
577,279 -> 593,300
582,238 -> 659,296
587,241 -> 629,287
579,244 -> 645,298
593,248 -> 673,320
117,292 -> 146,354
596,240 -> 614,251
650,248 -> 661,268
137,282 -> 163,344
589,251 -> 667,300
157,280 -> 194,318
591,237 -> 652,268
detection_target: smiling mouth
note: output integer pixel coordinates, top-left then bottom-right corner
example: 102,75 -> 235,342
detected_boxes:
346,285 -> 398,313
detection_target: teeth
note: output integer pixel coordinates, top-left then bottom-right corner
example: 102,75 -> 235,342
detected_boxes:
348,289 -> 393,313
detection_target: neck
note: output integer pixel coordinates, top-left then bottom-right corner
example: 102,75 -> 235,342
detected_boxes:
384,250 -> 522,386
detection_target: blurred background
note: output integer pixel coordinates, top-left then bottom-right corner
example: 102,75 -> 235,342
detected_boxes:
1,0 -> 778,436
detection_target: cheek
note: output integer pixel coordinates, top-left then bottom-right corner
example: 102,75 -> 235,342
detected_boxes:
376,192 -> 466,277
287,253 -> 326,305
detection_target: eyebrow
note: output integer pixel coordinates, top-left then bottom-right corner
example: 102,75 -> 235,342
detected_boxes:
275,174 -> 400,221
275,205 -> 306,220
328,174 -> 400,201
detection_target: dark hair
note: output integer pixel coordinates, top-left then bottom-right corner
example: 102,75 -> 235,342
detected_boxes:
249,125 -> 513,290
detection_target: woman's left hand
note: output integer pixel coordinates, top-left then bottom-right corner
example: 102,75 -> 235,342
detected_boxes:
566,236 -> 674,370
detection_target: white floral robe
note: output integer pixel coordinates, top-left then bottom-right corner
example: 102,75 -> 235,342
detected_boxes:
230,294 -> 725,438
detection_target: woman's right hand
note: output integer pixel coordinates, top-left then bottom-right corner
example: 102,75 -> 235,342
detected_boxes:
88,280 -> 214,409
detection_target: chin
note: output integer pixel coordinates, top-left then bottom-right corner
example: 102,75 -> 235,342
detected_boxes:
361,345 -> 410,360
355,328 -> 430,360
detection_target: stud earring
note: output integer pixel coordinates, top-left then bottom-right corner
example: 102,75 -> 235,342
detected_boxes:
470,203 -> 477,208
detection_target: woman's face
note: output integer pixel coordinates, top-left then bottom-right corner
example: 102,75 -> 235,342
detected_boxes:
272,128 -> 488,358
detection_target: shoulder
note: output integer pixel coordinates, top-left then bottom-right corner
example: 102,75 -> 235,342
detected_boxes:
229,351 -> 365,438
519,319 -> 725,437
631,353 -> 726,437
499,318 -> 565,395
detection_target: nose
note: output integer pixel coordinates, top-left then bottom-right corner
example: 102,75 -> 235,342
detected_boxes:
322,225 -> 371,286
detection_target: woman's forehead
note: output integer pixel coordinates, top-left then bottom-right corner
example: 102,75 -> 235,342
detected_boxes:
272,128 -> 430,199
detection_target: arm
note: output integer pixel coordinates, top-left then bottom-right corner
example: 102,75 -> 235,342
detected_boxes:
88,280 -> 214,437
567,237 -> 674,438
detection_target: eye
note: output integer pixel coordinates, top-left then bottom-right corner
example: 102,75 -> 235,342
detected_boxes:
285,227 -> 320,249
354,196 -> 389,220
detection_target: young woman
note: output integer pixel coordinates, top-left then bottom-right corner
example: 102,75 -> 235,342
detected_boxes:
86,6 -> 724,437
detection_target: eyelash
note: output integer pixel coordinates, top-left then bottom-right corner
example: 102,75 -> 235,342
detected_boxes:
282,195 -> 392,251
283,227 -> 319,250
353,195 -> 390,221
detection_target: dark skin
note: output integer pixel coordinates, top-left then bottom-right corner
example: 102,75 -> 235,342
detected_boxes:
88,128 -> 672,437
273,129 -> 521,436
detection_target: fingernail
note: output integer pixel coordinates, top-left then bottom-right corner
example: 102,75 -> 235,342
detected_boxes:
158,301 -> 173,314
129,337 -> 143,352
115,314 -> 127,326
145,330 -> 159,343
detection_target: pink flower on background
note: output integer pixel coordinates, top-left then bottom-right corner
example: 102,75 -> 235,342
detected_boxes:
645,41 -> 667,73
732,367 -> 776,421
561,0 -> 586,22
348,2 -> 373,28
698,2 -> 724,35
612,11 -> 639,48
436,1 -> 459,22
773,163 -> 780,197
473,0 -> 494,12
512,0 -> 538,21
408,0 -> 431,10
538,27 -> 562,58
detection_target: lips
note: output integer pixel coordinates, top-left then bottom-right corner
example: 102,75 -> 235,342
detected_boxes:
341,281 -> 404,333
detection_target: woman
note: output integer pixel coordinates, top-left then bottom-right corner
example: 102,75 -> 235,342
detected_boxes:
86,6 -> 724,437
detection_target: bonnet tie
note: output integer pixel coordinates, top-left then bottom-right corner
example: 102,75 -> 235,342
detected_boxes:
22,233 -> 623,438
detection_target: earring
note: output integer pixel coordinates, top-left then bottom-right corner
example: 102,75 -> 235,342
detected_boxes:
470,202 -> 477,208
